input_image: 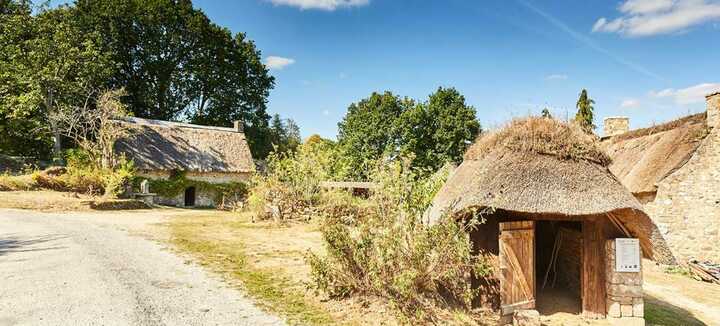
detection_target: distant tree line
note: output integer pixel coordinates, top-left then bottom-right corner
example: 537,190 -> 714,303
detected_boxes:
0,0 -> 283,161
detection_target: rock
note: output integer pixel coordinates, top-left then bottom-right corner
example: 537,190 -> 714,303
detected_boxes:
633,301 -> 644,317
607,300 -> 621,318
621,304 -> 633,317
512,309 -> 540,326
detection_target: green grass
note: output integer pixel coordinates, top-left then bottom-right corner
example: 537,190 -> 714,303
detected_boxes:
169,222 -> 335,325
645,300 -> 706,326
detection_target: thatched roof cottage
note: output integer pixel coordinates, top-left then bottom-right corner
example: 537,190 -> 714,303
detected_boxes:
114,117 -> 255,207
602,92 -> 720,264
428,118 -> 655,322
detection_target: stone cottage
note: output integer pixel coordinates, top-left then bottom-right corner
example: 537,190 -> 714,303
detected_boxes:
602,92 -> 720,264
114,117 -> 255,207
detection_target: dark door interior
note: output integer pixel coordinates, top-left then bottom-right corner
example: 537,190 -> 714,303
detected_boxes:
184,186 -> 196,207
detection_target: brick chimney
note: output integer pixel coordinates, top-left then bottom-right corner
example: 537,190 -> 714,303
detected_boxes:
707,92 -> 720,130
234,120 -> 244,133
603,116 -> 629,137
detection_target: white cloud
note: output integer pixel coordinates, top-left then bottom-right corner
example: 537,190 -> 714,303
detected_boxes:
264,56 -> 295,70
268,0 -> 368,11
649,83 -> 720,104
620,98 -> 641,108
593,0 -> 720,36
322,109 -> 330,116
545,74 -> 568,80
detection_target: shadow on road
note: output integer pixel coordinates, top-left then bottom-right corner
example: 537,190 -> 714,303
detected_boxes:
0,234 -> 67,256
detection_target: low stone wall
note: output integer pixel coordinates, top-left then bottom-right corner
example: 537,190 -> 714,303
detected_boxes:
605,240 -> 644,324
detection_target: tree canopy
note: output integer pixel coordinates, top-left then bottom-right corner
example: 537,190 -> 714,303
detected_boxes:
0,0 -> 278,160
337,88 -> 481,179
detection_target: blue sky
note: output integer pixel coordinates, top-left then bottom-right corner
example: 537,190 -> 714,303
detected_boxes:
64,0 -> 720,138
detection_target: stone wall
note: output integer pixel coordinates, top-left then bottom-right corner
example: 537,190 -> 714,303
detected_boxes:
135,170 -> 250,208
604,117 -> 629,137
643,99 -> 720,263
605,240 -> 644,324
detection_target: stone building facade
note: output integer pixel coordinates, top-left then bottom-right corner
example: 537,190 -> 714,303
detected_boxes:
603,92 -> 720,264
115,117 -> 255,208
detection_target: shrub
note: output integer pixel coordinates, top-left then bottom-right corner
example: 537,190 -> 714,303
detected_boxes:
249,139 -> 348,221
0,173 -> 36,191
307,161 -> 495,324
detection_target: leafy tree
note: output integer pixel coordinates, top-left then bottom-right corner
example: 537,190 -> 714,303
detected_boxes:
541,107 -> 552,118
575,89 -> 595,132
1,2 -> 113,161
394,87 -> 481,171
337,92 -> 413,179
72,0 -> 275,158
268,114 -> 301,155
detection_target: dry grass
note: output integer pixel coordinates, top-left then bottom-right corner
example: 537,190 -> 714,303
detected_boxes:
166,212 -> 399,326
465,117 -> 611,166
0,190 -> 149,211
0,173 -> 36,191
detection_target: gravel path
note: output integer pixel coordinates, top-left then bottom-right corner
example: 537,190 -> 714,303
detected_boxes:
0,209 -> 285,326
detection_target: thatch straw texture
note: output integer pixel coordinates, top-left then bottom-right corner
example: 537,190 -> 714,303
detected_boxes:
114,117 -> 254,173
602,113 -> 707,194
428,117 -> 645,222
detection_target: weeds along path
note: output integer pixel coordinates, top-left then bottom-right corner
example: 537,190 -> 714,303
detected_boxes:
0,208 -> 284,326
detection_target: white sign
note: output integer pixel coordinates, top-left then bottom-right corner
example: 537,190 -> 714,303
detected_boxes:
615,238 -> 641,272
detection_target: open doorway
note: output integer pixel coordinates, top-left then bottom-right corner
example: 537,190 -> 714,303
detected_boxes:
535,220 -> 583,316
184,186 -> 196,207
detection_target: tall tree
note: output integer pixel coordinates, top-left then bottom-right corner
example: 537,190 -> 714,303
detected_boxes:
268,114 -> 301,155
575,89 -> 595,132
394,87 -> 481,171
72,0 -> 275,158
337,91 -> 413,179
1,2 -> 112,161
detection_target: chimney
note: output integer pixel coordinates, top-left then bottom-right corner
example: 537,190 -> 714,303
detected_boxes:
603,116 -> 629,137
706,92 -> 720,129
234,120 -> 244,133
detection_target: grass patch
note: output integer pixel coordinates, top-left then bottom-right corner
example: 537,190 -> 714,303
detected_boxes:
168,218 -> 336,325
645,299 -> 706,326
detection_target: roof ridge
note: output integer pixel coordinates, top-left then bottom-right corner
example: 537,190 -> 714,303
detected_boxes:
115,117 -> 241,133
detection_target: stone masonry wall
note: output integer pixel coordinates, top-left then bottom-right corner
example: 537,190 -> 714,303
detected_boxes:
135,170 -> 250,208
643,96 -> 720,263
604,117 -> 629,137
605,240 -> 644,324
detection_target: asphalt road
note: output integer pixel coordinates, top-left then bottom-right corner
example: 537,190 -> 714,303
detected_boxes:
0,209 -> 284,326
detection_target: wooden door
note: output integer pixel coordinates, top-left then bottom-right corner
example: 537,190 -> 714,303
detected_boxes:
499,221 -> 535,316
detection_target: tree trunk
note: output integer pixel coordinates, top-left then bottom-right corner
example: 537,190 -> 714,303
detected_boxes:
45,90 -> 64,165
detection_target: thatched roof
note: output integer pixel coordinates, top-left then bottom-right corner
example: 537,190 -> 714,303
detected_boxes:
428,117 -> 646,221
114,117 -> 255,173
602,113 -> 708,194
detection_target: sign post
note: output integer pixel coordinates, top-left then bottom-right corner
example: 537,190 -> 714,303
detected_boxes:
615,238 -> 640,272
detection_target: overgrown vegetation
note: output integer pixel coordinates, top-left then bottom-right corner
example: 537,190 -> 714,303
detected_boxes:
305,162 -> 495,324
248,137 -> 348,221
465,117 -> 611,166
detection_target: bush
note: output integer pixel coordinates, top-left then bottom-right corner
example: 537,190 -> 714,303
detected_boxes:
0,173 -> 36,191
307,161 -> 495,324
248,139 -> 348,221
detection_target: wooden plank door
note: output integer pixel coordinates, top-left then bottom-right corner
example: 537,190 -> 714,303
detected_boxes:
499,221 -> 535,316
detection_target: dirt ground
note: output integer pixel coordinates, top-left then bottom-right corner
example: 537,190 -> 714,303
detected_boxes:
161,212 -> 719,326
2,193 -> 717,325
